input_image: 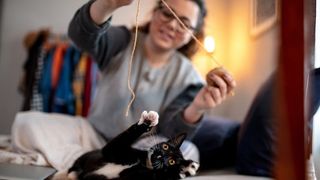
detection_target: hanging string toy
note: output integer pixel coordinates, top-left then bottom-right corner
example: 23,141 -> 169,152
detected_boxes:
125,0 -> 229,117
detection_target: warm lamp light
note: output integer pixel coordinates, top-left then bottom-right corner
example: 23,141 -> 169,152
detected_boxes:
204,36 -> 216,53
192,35 -> 217,78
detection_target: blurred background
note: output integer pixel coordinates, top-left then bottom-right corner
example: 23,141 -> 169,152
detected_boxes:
0,0 -> 278,134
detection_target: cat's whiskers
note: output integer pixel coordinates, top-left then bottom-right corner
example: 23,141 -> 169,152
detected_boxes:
150,131 -> 158,147
153,161 -> 162,169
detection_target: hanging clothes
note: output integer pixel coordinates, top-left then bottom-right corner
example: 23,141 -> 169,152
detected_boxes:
21,31 -> 49,111
30,46 -> 46,111
21,30 -> 100,117
52,46 -> 77,114
83,56 -> 93,117
51,43 -> 68,89
40,47 -> 55,112
73,53 -> 88,116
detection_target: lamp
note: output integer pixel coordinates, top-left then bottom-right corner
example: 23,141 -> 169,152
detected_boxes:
204,35 -> 216,53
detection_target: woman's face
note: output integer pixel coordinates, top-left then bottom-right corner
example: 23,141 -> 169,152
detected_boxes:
148,0 -> 200,52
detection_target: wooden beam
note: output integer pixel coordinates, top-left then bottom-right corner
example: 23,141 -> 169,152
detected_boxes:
275,0 -> 306,179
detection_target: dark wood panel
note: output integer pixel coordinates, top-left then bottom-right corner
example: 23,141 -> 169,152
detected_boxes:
275,0 -> 307,179
275,0 -> 316,178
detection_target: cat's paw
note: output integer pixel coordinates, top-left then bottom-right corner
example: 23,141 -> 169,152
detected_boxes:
138,111 -> 159,127
179,161 -> 200,179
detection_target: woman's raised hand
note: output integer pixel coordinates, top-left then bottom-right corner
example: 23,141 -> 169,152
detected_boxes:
107,0 -> 135,8
91,0 -> 135,25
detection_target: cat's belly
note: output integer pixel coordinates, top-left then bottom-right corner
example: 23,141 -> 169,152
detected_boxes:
93,162 -> 137,179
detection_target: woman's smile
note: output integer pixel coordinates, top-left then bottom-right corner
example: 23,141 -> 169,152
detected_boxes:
158,28 -> 175,42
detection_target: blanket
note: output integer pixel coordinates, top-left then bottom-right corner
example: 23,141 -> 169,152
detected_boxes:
0,111 -> 104,171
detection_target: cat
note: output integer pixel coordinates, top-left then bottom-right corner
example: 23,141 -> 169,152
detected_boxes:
66,111 -> 199,180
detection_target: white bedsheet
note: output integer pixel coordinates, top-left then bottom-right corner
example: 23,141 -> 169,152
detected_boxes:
0,111 -> 105,171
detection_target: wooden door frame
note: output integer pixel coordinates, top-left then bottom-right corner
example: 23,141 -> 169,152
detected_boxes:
275,0 -> 315,179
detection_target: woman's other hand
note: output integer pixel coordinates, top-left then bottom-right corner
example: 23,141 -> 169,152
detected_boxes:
206,67 -> 236,97
184,67 -> 236,123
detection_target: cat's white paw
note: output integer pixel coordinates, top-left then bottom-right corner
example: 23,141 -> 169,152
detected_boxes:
138,111 -> 159,127
147,111 -> 159,126
179,161 -> 199,179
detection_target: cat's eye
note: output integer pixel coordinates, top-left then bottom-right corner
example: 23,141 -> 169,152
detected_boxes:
162,144 -> 169,150
169,159 -> 175,165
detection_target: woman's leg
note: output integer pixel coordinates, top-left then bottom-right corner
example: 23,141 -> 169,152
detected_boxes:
235,74 -> 276,177
192,116 -> 240,170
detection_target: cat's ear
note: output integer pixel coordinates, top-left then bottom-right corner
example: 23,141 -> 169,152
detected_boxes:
169,133 -> 187,148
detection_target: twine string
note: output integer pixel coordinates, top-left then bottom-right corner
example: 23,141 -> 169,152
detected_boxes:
126,0 -> 225,116
125,0 -> 141,117
160,0 -> 222,67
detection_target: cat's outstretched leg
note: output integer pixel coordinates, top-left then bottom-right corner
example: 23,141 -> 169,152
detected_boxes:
102,111 -> 159,155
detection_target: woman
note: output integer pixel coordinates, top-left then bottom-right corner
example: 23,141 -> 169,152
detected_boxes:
68,0 -> 236,163
11,0 -> 236,172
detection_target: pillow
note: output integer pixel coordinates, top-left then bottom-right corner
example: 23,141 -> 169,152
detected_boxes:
235,74 -> 276,177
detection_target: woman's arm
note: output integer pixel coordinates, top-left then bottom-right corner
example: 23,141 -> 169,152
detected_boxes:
158,84 -> 203,139
158,67 -> 236,139
68,0 -> 133,70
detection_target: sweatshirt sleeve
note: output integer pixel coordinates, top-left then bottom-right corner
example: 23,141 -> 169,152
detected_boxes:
68,0 -> 131,70
158,83 -> 204,140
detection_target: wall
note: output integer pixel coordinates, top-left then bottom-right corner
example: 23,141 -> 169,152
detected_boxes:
0,0 -> 2,64
204,0 -> 278,121
0,0 -> 155,134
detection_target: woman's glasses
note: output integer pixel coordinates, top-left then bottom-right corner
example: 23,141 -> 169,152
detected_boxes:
156,7 -> 197,35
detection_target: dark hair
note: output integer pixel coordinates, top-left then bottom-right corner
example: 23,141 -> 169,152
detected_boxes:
136,0 -> 207,59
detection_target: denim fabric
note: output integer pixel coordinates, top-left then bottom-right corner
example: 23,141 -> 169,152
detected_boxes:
236,74 -> 276,177
192,116 -> 240,170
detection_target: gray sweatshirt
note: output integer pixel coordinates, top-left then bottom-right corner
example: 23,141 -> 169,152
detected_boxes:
68,0 -> 204,140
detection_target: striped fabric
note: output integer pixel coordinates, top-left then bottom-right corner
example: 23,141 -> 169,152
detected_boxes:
30,46 -> 46,111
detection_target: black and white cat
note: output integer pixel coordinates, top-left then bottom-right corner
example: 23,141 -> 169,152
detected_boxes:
66,111 -> 199,180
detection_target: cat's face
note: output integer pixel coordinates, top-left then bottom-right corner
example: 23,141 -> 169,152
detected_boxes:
149,141 -> 184,170
148,133 -> 199,178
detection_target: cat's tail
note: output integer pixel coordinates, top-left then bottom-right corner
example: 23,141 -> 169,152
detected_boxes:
49,170 -> 77,180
